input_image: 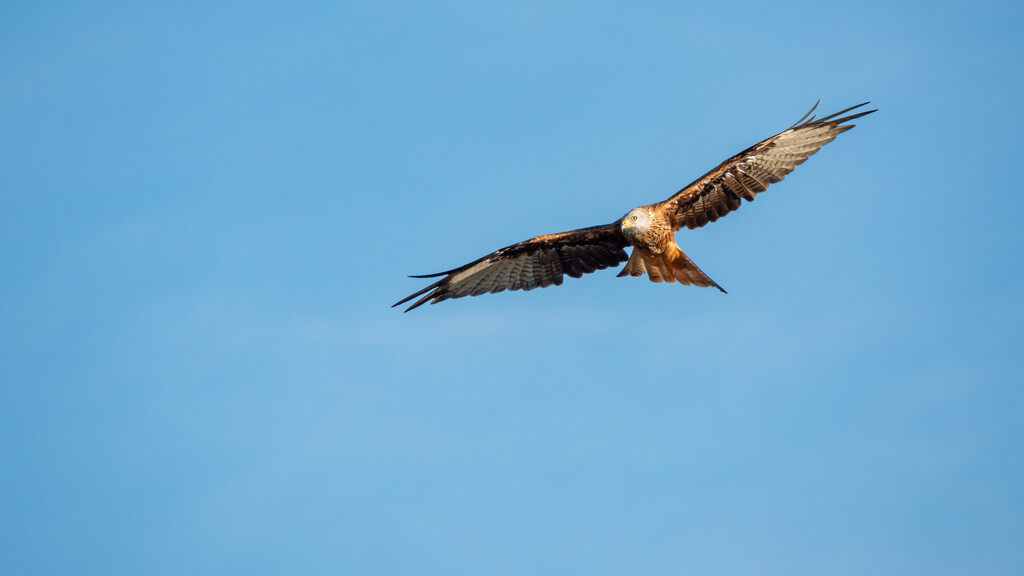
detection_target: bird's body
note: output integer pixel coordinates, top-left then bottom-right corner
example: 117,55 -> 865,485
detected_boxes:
617,204 -> 721,289
394,102 -> 875,312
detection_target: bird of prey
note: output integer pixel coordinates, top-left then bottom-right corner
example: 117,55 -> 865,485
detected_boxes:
394,102 -> 875,312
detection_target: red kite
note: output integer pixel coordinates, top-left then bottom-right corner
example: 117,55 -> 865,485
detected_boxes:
395,102 -> 875,312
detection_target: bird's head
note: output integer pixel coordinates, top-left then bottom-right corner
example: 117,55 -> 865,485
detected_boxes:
620,207 -> 652,237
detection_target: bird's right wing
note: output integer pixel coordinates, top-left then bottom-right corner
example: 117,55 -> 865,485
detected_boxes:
393,223 -> 629,312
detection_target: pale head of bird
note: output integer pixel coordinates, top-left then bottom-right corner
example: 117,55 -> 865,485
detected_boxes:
620,206 -> 653,239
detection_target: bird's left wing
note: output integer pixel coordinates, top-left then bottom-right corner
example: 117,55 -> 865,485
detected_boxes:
393,223 -> 629,312
660,102 -> 876,230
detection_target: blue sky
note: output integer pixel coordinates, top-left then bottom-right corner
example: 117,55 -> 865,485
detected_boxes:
2,1 -> 1022,574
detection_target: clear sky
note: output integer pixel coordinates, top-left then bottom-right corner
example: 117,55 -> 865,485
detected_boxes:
2,1 -> 1022,574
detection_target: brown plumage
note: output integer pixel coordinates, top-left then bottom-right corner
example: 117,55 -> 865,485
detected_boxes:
394,102 -> 875,312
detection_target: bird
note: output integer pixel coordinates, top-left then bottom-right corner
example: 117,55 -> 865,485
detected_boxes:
394,102 -> 875,312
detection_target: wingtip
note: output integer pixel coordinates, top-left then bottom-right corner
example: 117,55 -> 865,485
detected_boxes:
789,100 -> 821,129
819,102 -> 876,123
408,272 -> 445,279
391,299 -> 416,311
394,300 -> 419,313
402,298 -> 430,312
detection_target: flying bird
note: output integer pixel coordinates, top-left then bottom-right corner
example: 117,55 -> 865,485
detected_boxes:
394,102 -> 875,312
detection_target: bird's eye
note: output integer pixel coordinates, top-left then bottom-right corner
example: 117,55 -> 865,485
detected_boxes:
631,215 -> 637,220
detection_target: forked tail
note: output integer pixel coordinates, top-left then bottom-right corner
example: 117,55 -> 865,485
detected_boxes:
617,245 -> 727,293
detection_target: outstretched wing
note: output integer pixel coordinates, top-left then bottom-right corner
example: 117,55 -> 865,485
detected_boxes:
661,102 -> 876,230
393,223 -> 629,312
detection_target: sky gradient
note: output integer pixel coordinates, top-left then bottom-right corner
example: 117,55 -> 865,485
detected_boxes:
2,1 -> 1023,574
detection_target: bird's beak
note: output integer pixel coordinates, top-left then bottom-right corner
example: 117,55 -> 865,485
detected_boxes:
622,220 -> 633,228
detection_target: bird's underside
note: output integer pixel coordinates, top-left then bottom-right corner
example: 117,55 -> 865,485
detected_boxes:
617,243 -> 725,291
394,101 -> 875,312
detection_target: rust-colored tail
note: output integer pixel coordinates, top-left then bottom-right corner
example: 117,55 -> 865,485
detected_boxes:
617,245 -> 726,293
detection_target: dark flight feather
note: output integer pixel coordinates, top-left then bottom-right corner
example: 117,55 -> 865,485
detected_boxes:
392,223 -> 629,312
